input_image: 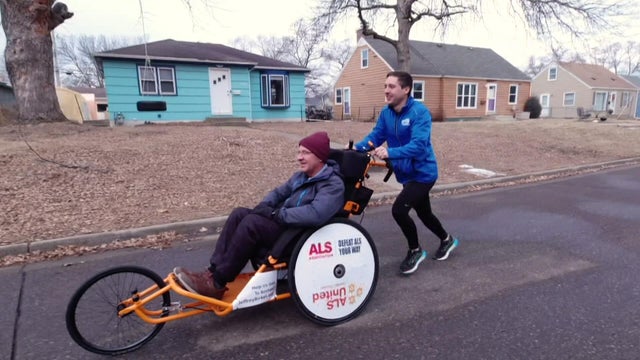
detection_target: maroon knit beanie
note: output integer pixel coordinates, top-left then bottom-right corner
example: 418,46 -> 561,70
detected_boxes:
299,131 -> 330,162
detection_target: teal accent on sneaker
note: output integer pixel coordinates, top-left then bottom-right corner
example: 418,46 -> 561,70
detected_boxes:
434,237 -> 459,261
400,249 -> 428,274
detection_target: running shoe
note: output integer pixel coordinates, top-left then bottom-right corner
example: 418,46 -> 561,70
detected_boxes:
433,237 -> 459,261
400,249 -> 427,274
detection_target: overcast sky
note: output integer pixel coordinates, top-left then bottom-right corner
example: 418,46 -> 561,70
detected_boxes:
1,0 -> 637,70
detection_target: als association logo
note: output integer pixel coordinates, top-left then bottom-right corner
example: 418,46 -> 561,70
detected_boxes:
308,241 -> 333,260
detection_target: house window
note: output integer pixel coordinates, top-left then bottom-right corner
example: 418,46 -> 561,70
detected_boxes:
412,81 -> 425,101
563,92 -> 576,106
508,85 -> 518,104
261,73 -> 289,108
593,91 -> 607,111
138,66 -> 157,94
157,67 -> 176,94
548,66 -> 558,81
335,88 -> 343,104
361,49 -> 369,68
138,65 -> 176,95
456,82 -> 477,109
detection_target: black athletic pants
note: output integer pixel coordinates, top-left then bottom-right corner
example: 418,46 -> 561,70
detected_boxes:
391,181 -> 448,250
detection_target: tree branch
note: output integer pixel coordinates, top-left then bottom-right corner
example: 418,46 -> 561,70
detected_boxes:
49,2 -> 73,30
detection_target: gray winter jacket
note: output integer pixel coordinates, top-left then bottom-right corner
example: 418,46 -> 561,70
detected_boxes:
260,160 -> 345,227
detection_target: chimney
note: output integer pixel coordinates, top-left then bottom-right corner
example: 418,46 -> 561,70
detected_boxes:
356,28 -> 364,41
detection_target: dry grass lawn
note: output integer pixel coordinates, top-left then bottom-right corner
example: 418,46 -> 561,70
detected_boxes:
1,117 -> 639,247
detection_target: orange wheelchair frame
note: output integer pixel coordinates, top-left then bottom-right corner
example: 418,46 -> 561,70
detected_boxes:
65,147 -> 392,355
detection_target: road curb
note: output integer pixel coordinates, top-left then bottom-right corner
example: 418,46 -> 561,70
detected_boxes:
2,157 -> 639,258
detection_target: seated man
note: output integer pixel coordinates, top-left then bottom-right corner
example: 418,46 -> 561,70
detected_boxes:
174,131 -> 345,299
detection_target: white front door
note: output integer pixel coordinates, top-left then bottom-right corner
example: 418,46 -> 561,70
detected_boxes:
540,94 -> 550,117
209,68 -> 232,115
608,91 -> 617,113
343,87 -> 351,116
486,84 -> 497,114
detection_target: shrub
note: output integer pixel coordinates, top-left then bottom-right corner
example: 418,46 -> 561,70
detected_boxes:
523,96 -> 542,119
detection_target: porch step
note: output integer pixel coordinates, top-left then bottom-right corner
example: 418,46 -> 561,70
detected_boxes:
204,117 -> 248,126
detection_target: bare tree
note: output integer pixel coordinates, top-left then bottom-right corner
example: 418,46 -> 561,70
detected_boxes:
55,34 -> 143,88
314,0 -> 630,72
603,42 -> 623,75
523,55 -> 547,78
231,18 -> 353,103
622,41 -> 640,75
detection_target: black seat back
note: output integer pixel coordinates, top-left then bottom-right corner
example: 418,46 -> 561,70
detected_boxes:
328,149 -> 372,216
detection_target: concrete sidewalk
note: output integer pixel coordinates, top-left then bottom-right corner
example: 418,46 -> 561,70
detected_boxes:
2,157 -> 639,258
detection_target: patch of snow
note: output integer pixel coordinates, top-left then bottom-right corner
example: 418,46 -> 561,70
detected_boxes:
459,164 -> 505,178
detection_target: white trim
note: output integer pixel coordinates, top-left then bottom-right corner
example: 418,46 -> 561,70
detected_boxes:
412,80 -> 425,101
343,87 -> 351,116
334,88 -> 343,105
540,93 -> 551,117
360,38 -> 395,71
456,82 -> 478,109
485,83 -> 497,113
562,92 -> 576,107
593,91 -> 608,111
548,66 -> 558,81
508,84 -> 518,105
360,48 -> 369,69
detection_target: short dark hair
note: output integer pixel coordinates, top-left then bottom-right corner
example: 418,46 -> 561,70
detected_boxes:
386,71 -> 413,90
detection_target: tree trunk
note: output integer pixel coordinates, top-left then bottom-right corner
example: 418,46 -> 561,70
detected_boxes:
0,0 -> 73,123
395,0 -> 413,72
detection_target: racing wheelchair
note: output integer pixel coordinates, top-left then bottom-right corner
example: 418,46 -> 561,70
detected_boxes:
65,145 -> 392,355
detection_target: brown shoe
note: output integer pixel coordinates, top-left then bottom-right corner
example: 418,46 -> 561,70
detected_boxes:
173,267 -> 225,300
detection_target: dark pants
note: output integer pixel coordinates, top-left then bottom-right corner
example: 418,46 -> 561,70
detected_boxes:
392,181 -> 448,250
209,207 -> 284,284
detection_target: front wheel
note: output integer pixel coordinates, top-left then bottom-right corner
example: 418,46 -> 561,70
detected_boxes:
288,218 -> 379,326
65,266 -> 170,355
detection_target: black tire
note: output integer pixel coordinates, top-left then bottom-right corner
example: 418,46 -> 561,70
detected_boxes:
65,266 -> 171,355
288,218 -> 378,326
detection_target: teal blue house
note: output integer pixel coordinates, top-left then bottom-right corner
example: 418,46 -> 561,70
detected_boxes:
94,39 -> 309,123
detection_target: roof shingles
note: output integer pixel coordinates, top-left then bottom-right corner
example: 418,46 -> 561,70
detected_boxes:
95,39 -> 308,71
559,62 -> 635,90
366,37 -> 530,81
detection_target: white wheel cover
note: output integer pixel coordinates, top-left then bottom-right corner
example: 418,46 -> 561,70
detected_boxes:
294,223 -> 376,320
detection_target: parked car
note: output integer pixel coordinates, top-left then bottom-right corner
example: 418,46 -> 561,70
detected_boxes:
306,105 -> 333,120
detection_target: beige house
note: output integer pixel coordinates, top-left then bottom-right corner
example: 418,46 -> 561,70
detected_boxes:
531,62 -> 637,119
333,34 -> 531,122
622,75 -> 640,119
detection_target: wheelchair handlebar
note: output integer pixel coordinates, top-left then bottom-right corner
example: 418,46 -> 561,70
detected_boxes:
347,139 -> 393,183
366,141 -> 393,182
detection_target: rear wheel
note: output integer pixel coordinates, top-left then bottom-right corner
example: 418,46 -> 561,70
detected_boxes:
65,266 -> 170,355
288,218 -> 378,326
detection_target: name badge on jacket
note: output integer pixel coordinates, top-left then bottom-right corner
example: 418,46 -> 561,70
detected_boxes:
401,118 -> 411,126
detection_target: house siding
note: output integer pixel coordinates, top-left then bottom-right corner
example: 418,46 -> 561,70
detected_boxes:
531,65 -> 589,118
532,63 -> 637,118
103,60 -> 213,121
334,42 -> 531,122
102,59 -> 306,122
249,71 -> 307,122
334,44 -> 391,121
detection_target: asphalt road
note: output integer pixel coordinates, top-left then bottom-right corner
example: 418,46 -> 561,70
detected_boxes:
2,165 -> 639,360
